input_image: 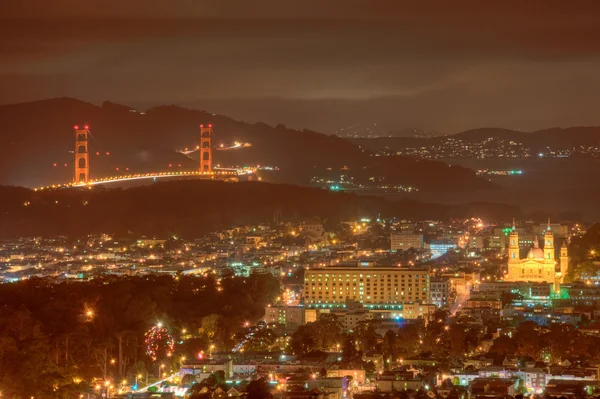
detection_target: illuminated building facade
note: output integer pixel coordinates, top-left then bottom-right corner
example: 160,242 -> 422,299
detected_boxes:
504,220 -> 569,286
428,240 -> 456,259
390,233 -> 424,251
303,266 -> 430,309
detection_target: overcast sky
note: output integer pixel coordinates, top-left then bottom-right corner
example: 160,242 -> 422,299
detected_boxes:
2,0 -> 600,133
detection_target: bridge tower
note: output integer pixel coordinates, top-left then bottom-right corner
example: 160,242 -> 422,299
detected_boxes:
74,125 -> 90,184
199,124 -> 213,173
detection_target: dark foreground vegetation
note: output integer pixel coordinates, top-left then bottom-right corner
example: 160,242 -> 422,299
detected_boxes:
0,180 -> 520,238
0,273 -> 280,398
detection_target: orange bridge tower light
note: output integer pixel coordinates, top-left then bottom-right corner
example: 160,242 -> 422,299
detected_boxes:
74,125 -> 90,184
199,124 -> 213,173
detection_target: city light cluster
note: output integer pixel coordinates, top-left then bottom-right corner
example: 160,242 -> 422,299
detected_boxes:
144,324 -> 175,361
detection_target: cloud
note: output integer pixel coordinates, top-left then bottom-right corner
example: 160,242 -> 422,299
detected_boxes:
2,0 -> 600,131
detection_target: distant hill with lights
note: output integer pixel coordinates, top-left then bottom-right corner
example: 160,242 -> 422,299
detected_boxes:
0,98 -> 490,190
352,126 -> 600,154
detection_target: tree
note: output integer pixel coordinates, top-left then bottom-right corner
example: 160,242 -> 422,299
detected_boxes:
181,374 -> 197,387
342,334 -> 359,362
573,261 -> 600,281
489,335 -> 517,357
382,330 -> 397,365
362,360 -> 376,374
313,314 -> 344,351
245,328 -> 277,352
354,320 -> 379,352
500,292 -> 522,306
517,378 -> 527,394
290,325 -> 316,355
514,321 -> 543,359
547,323 -> 581,362
246,378 -> 273,399
395,323 -> 420,358
0,306 -> 59,398
289,314 -> 343,354
199,314 -> 227,342
0,273 -> 283,398
446,324 -> 470,358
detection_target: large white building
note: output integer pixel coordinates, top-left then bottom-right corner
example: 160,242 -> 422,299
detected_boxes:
304,265 -> 430,309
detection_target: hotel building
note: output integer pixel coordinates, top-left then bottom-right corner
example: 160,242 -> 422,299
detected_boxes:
303,265 -> 430,310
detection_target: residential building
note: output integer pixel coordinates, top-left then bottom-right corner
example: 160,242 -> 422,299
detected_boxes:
390,233 -> 424,251
430,277 -> 451,308
265,305 -> 304,330
179,359 -> 233,382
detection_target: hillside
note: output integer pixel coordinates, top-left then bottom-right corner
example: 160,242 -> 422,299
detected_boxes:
0,180 -> 519,238
352,126 -> 600,154
0,98 -> 490,191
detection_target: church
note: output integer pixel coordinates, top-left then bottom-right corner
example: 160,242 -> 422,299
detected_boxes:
504,220 -> 569,285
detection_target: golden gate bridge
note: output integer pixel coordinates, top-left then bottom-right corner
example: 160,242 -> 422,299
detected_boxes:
36,124 -> 257,191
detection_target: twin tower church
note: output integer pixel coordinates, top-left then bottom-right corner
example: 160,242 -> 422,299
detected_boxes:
504,220 -> 569,289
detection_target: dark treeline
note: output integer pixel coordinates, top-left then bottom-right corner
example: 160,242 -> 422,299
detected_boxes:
0,180 -> 520,238
0,273 -> 280,398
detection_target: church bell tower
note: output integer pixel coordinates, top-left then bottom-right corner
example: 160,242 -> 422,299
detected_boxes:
543,219 -> 554,262
508,219 -> 519,263
559,241 -> 569,281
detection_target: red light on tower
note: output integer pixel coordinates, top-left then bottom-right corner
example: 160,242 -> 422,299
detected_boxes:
84,125 -> 89,130
200,124 -> 204,128
73,125 -> 79,130
208,124 -> 212,128
53,163 -> 57,167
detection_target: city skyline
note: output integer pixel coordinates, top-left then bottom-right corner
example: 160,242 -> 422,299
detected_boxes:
3,3 -> 600,399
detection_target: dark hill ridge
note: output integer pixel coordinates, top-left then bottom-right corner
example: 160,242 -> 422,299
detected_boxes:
352,126 -> 600,152
0,180 -> 519,239
0,98 -> 489,191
